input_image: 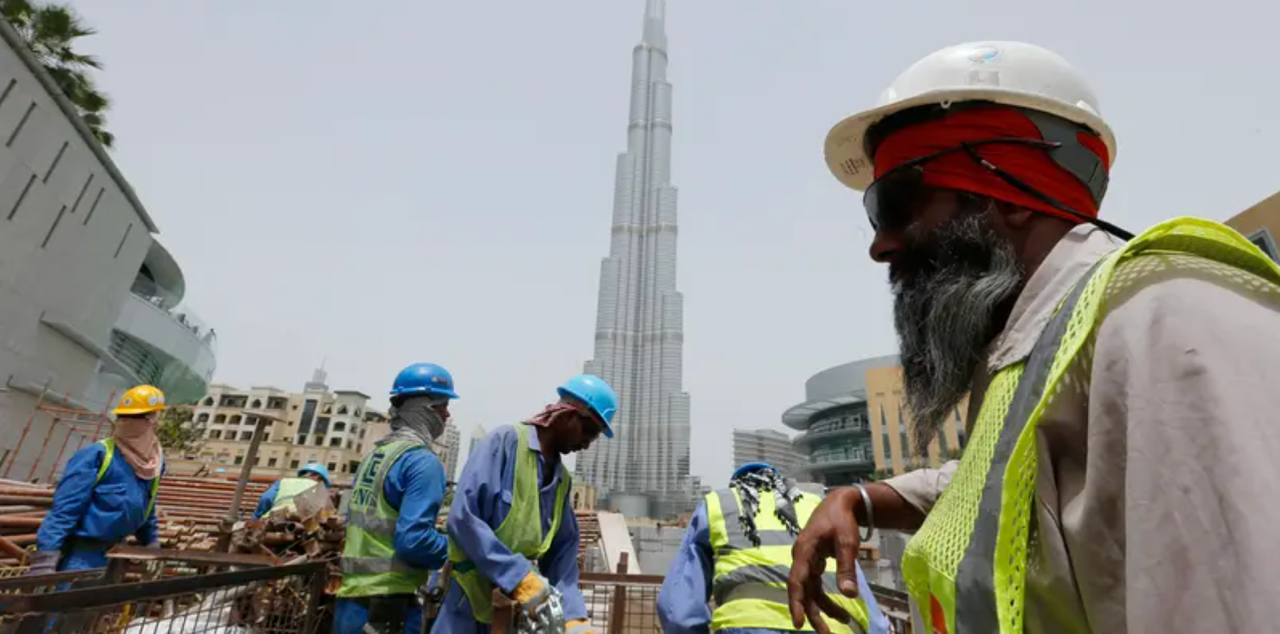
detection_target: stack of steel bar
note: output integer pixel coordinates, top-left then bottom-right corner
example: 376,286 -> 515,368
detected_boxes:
0,478 -> 53,565
230,507 -> 346,592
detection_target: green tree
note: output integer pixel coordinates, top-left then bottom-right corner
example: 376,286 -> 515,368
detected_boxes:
0,0 -> 113,147
157,406 -> 204,456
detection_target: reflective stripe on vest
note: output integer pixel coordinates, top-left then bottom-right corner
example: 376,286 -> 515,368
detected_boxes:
268,477 -> 319,515
901,217 -> 1280,634
446,423 -> 571,624
706,488 -> 871,633
336,440 -> 431,598
96,438 -> 161,520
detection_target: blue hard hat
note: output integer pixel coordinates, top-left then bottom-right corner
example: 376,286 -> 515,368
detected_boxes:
298,462 -> 331,487
390,363 -> 459,399
556,374 -> 618,438
732,462 -> 775,480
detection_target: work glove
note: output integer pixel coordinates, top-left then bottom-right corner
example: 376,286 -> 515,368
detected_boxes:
143,542 -> 163,579
511,570 -> 553,618
24,550 -> 59,576
566,619 -> 596,634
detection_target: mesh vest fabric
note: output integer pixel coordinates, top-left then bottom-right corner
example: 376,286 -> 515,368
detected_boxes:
900,217 -> 1280,633
337,440 -> 432,598
95,438 -> 160,520
706,488 -> 872,633
446,423 -> 571,624
267,477 -> 320,516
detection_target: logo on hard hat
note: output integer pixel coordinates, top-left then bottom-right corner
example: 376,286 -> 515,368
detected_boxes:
430,376 -> 447,384
121,397 -> 133,406
147,395 -> 159,406
966,45 -> 1000,64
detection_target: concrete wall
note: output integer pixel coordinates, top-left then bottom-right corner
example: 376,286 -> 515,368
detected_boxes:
0,24 -> 157,481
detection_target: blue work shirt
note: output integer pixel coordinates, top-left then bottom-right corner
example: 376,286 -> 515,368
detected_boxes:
35,442 -> 160,555
333,445 -> 449,634
657,502 -> 890,634
432,424 -> 584,633
253,480 -> 281,519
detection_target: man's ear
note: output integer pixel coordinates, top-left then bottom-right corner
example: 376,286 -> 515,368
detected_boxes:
996,200 -> 1036,229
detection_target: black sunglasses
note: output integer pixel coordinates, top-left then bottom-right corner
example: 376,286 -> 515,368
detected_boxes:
863,138 -> 1134,240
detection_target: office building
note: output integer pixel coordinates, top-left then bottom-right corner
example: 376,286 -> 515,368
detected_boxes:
783,355 -> 967,486
575,0 -> 698,519
0,21 -> 214,479
732,429 -> 805,477
1226,189 -> 1280,263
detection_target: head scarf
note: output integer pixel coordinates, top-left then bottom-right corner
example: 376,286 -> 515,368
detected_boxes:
383,394 -> 448,447
729,467 -> 804,547
113,415 -> 162,480
873,105 -> 1110,223
525,402 -> 579,428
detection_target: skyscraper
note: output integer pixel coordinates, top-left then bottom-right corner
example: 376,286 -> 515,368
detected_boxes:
575,0 -> 696,519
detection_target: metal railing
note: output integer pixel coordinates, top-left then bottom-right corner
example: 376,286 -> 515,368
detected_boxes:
0,548 -> 327,634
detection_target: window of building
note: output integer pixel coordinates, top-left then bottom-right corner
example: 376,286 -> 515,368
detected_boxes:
240,431 -> 253,441
314,436 -> 324,446
315,417 -> 330,434
251,399 -> 262,409
346,440 -> 353,450
196,413 -> 209,423
296,435 -> 307,444
329,438 -> 342,447
262,433 -> 271,443
333,422 -> 345,432
323,404 -> 332,414
209,430 -> 221,440
354,408 -> 361,416
214,414 -> 226,424
1249,229 -> 1279,263
254,456 -> 260,466
299,399 -> 317,434
203,397 -> 215,406
234,455 -> 244,465
327,462 -> 337,472
290,459 -> 300,469
268,457 -> 278,467
338,405 -> 348,415
348,461 -> 360,474
230,415 -> 242,426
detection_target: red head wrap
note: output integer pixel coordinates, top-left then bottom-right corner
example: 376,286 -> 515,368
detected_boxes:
872,105 -> 1109,223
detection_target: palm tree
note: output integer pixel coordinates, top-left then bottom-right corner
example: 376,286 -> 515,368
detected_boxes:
0,0 -> 112,147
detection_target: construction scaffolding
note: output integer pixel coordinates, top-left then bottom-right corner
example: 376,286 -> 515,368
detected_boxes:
0,385 -> 117,484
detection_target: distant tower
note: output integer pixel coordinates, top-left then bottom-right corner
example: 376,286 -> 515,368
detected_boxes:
574,0 -> 694,519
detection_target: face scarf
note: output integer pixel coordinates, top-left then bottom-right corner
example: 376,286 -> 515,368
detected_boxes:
113,415 -> 162,480
729,468 -> 804,547
383,395 -> 447,447
525,402 -> 579,428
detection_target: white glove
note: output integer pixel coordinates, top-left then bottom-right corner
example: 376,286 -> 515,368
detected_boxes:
25,550 -> 59,576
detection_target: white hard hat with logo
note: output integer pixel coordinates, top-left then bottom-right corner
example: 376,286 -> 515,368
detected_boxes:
824,41 -> 1115,192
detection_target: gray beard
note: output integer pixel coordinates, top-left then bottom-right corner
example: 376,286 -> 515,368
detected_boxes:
892,208 -> 1025,457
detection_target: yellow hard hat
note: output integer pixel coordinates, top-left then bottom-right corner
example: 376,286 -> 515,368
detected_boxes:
114,385 -> 167,416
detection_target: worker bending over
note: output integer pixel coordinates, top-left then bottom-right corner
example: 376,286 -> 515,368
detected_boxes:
254,462 -> 332,519
788,41 -> 1280,633
30,385 -> 167,574
658,463 -> 888,634
433,374 -> 618,634
334,363 -> 456,634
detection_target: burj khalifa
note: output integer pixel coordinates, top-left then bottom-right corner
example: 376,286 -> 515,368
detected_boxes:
574,0 -> 697,519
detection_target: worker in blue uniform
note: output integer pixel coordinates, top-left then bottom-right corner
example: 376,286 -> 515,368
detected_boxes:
333,363 -> 457,634
432,374 -> 618,634
254,463 -> 332,519
29,385 -> 167,575
657,463 -> 890,634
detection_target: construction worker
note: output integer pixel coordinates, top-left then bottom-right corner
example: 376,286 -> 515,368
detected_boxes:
334,363 -> 457,634
658,463 -> 888,634
433,374 -> 618,634
253,463 -> 332,519
29,385 -> 166,574
787,41 -> 1280,634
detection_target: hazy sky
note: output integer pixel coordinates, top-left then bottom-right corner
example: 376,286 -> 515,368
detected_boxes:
81,0 -> 1280,487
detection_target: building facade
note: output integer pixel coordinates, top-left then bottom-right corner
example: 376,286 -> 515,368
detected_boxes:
440,420 -> 460,482
575,0 -> 698,520
172,369 -> 374,485
783,355 -> 967,486
732,429 -> 805,478
1226,190 -> 1280,263
0,21 -> 214,480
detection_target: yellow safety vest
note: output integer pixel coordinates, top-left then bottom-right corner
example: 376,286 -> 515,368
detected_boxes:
267,477 -> 319,516
706,488 -> 872,633
901,217 -> 1280,633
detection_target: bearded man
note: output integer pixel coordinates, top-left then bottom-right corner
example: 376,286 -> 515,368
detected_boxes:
786,41 -> 1280,634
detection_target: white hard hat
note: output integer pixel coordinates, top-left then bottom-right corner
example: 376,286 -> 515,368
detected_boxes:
824,41 -> 1115,192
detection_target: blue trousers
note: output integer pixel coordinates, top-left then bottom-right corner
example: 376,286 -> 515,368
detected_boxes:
333,598 -> 423,634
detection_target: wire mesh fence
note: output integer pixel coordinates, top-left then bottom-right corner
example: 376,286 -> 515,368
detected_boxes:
578,573 -> 663,633
0,556 -> 326,634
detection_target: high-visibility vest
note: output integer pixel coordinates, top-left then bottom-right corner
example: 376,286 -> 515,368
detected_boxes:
95,438 -> 161,521
706,488 -> 872,633
902,217 -> 1280,634
337,440 -> 432,598
267,477 -> 319,516
446,423 -> 571,624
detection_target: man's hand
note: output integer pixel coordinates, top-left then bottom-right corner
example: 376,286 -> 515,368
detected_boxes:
511,570 -> 553,617
787,487 -> 863,634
